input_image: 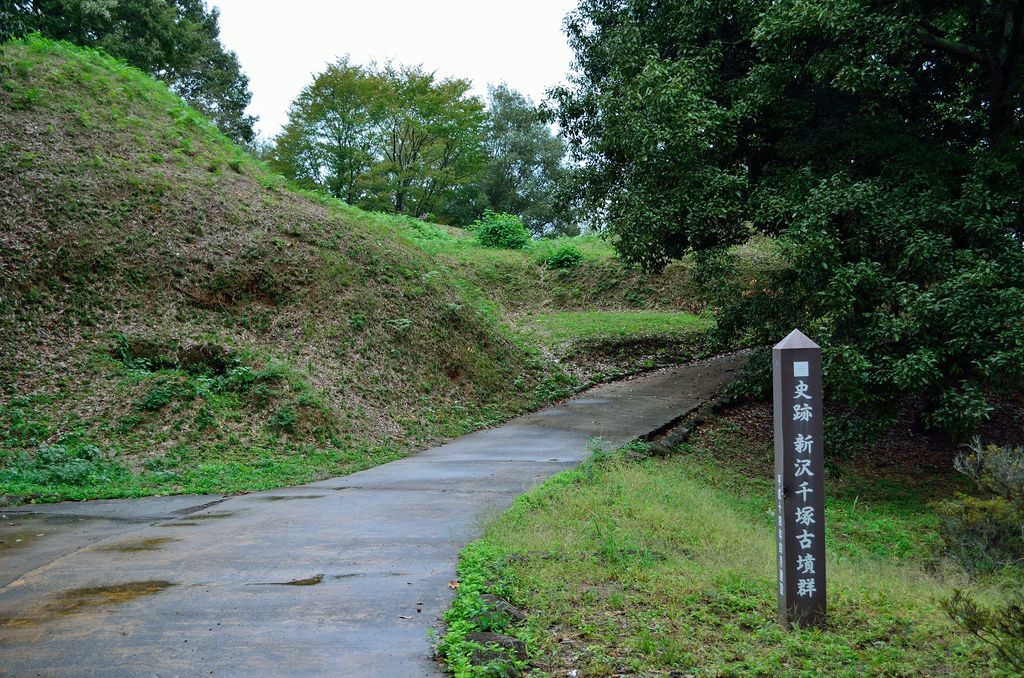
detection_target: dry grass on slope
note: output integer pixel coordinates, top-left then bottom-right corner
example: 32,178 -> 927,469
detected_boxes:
0,38 -> 568,502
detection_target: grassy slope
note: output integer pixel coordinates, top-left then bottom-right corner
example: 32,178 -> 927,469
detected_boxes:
391,219 -> 764,378
0,39 -> 577,501
439,405 -> 1012,676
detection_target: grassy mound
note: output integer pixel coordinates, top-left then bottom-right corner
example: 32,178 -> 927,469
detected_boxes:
0,38 -> 571,502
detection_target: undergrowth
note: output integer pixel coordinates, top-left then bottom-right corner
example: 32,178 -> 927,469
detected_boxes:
439,424 -> 1008,676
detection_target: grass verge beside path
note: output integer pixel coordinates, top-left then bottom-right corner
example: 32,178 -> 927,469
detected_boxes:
438,417 -> 1008,676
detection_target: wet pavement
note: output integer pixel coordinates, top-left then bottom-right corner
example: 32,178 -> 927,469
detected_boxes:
0,353 -> 746,677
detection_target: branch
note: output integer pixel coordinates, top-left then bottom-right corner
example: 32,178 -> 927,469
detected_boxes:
919,22 -> 992,71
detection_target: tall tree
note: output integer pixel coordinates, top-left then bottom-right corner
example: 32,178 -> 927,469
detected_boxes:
372,64 -> 486,217
479,85 -> 570,235
272,59 -> 486,219
552,0 -> 1024,441
270,58 -> 380,204
26,0 -> 256,142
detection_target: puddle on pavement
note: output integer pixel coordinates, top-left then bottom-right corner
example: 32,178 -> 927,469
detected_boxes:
529,409 -> 567,417
55,581 -> 175,614
250,574 -> 324,586
0,514 -> 104,549
0,526 -> 47,549
160,513 -> 235,527
255,495 -> 325,502
97,537 -> 180,552
0,580 -> 175,627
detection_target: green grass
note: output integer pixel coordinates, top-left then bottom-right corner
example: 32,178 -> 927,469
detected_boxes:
439,429 -> 1007,676
515,311 -> 714,346
377,214 -> 707,316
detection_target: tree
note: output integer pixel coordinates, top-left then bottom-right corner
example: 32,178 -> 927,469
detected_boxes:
26,0 -> 256,142
373,64 -> 486,217
270,58 -> 380,204
271,59 -> 486,219
448,85 -> 572,234
551,0 -> 1024,441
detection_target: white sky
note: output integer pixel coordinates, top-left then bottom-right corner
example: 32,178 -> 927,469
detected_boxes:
210,0 -> 580,141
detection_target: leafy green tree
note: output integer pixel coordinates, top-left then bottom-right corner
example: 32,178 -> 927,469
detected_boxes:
272,59 -> 486,218
270,58 -> 379,203
0,1 -> 31,45
453,85 -> 571,235
552,0 -> 1024,440
26,0 -> 256,142
373,64 -> 486,217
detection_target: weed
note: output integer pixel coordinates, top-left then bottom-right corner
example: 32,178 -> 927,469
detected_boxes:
1,440 -> 128,487
135,378 -> 195,411
267,406 -> 298,433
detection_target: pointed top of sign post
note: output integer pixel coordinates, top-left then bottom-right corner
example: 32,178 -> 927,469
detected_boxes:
774,328 -> 819,351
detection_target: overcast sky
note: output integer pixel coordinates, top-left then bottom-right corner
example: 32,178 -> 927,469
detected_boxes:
210,0 -> 580,141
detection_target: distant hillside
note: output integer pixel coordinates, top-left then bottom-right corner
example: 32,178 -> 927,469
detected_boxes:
0,38 -> 571,502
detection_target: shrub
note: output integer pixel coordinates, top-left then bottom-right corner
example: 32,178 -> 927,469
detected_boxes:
943,589 -> 1024,672
938,441 -> 1024,571
538,241 -> 583,269
473,211 -> 530,250
135,378 -> 195,411
268,405 -> 298,433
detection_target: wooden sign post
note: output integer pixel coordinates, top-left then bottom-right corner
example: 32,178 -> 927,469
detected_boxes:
773,329 -> 826,628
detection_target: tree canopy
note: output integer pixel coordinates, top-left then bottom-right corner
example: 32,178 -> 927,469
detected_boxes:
21,0 -> 256,142
445,85 -> 572,235
271,58 -> 486,219
551,0 -> 1024,441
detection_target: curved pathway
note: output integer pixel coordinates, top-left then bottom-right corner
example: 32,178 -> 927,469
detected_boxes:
0,353 -> 745,677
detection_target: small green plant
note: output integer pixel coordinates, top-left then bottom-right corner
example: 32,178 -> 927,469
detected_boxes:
135,378 -> 195,411
435,540 -> 529,676
538,241 -> 583,269
0,441 -> 128,486
268,405 -> 298,433
472,211 -> 530,250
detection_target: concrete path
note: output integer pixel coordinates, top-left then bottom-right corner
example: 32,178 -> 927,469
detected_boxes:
0,353 -> 745,677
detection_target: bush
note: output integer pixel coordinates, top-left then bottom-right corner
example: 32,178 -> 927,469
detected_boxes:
938,441 -> 1024,571
943,589 -> 1024,672
537,241 -> 583,269
473,211 -> 530,250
